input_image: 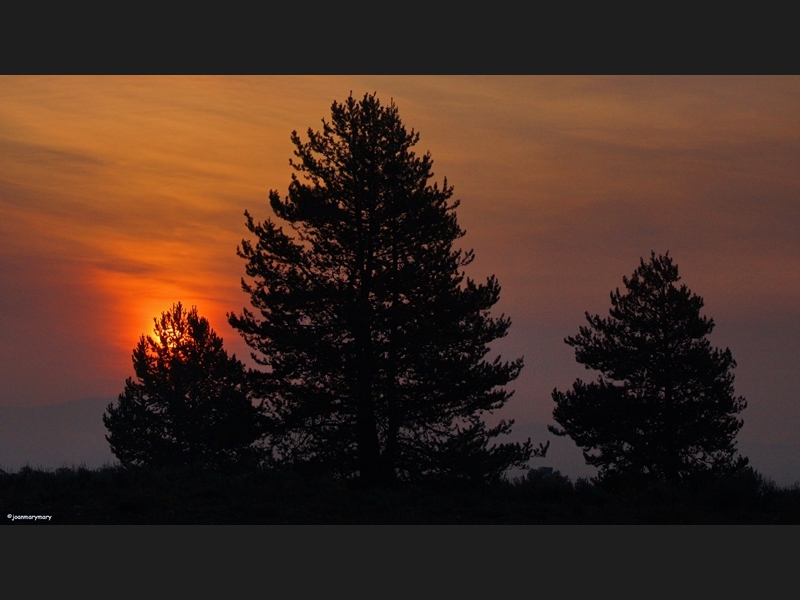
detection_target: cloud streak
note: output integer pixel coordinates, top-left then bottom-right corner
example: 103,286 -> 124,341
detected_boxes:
1,76 -> 799,482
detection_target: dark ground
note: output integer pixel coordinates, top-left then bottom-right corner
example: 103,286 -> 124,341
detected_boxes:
2,466 -> 799,524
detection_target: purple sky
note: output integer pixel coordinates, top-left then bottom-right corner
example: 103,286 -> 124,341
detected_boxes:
1,76 -> 798,482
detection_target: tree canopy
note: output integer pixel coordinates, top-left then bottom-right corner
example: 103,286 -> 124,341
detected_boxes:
229,93 -> 542,484
104,303 -> 266,470
549,252 -> 747,483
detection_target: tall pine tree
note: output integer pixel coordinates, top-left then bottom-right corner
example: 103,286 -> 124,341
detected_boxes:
550,252 -> 747,483
229,93 -> 542,483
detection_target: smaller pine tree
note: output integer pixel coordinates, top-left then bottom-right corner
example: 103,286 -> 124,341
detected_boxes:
550,252 -> 748,483
104,303 -> 266,470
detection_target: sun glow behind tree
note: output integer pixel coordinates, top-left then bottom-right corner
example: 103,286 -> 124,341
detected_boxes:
1,76 -> 800,484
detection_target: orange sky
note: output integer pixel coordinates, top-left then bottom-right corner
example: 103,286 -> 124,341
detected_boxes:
2,76 -> 800,479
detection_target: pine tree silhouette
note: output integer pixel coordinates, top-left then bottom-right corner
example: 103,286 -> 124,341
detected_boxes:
550,252 -> 747,482
230,93 -> 544,483
104,303 -> 266,470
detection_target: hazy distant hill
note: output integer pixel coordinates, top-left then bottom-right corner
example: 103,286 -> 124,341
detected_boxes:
0,397 -> 116,471
735,440 -> 800,488
500,421 -> 598,481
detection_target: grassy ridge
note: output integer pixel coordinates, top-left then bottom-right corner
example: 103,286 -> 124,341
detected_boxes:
2,466 -> 799,524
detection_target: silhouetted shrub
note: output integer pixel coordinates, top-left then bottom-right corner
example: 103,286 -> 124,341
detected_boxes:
515,467 -> 574,502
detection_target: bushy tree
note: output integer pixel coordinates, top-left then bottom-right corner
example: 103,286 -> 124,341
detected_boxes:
229,93 -> 543,483
104,303 -> 266,470
549,252 -> 747,483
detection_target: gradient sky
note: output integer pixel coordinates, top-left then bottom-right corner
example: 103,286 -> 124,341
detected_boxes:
2,76 -> 799,481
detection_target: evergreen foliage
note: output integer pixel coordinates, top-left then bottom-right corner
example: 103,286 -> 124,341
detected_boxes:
550,252 -> 747,482
229,93 -> 542,483
104,303 -> 266,470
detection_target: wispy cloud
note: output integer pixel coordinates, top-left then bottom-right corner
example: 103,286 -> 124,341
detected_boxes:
1,77 -> 799,472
